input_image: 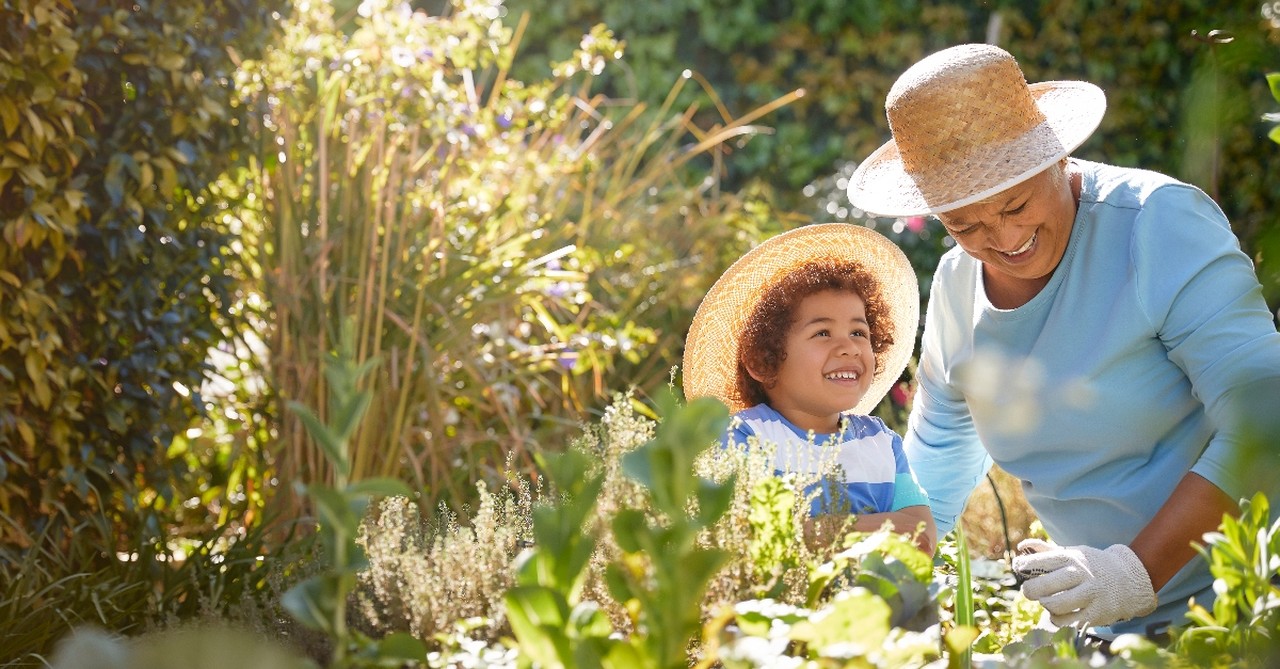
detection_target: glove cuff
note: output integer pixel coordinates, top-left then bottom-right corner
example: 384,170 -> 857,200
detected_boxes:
1106,543 -> 1158,619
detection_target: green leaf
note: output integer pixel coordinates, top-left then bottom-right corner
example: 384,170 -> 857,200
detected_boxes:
376,632 -> 428,662
789,587 -> 891,653
1269,125 -> 1280,146
567,601 -> 614,639
282,575 -> 342,633
694,476 -> 735,527
1267,73 -> 1280,104
504,586 -> 572,666
287,400 -> 350,476
309,484 -> 359,539
611,509 -> 647,553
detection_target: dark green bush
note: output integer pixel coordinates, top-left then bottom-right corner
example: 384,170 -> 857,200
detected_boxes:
0,0 -> 283,551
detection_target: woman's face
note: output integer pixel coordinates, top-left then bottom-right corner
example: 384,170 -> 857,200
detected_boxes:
936,163 -> 1077,285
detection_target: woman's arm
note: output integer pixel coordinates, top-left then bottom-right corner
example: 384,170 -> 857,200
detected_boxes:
1130,472 -> 1237,592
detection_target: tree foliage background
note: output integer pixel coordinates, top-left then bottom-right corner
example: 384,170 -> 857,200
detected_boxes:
503,0 -> 1280,305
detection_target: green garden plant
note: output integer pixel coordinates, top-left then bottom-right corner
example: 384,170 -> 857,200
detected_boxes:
603,395 -> 736,667
281,325 -> 419,667
1172,492 -> 1280,666
700,526 -> 947,668
505,395 -> 735,668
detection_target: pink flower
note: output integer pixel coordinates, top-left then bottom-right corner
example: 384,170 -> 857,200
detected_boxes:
890,381 -> 914,407
905,216 -> 926,233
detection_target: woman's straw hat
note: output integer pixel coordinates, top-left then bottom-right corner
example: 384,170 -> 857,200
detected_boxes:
683,223 -> 919,416
846,43 -> 1106,217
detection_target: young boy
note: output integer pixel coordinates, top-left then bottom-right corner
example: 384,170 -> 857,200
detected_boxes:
683,224 -> 936,555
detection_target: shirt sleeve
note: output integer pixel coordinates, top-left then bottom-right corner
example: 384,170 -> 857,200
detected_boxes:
903,268 -> 994,534
889,429 -> 930,511
1131,185 -> 1280,502
722,413 -> 755,451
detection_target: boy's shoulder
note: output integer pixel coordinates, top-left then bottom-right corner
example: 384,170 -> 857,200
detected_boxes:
840,411 -> 894,436
731,403 -> 788,434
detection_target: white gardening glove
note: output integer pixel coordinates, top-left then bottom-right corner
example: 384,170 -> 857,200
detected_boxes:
1012,538 -> 1157,628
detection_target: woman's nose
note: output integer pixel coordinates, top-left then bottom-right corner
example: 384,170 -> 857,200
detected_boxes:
988,220 -> 1025,253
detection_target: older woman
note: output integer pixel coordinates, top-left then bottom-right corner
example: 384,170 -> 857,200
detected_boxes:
847,43 -> 1280,642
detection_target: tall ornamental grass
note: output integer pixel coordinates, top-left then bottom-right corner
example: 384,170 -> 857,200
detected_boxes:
227,0 -> 800,514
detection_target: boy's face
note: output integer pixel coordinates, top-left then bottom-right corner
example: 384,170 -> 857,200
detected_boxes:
750,289 -> 875,433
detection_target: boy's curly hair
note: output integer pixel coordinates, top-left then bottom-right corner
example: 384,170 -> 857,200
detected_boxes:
733,259 -> 895,409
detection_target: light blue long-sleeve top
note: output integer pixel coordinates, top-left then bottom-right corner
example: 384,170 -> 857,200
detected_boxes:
905,159 -> 1280,637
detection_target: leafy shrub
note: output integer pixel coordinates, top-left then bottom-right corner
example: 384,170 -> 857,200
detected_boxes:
0,0 -> 284,552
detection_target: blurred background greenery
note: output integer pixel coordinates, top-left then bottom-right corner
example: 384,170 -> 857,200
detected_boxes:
1,0 -> 1277,664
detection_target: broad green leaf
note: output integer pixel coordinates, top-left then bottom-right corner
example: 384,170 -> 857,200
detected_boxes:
611,509 -> 647,553
504,586 -> 572,666
789,587 -> 891,653
1268,73 -> 1280,104
943,625 -> 980,660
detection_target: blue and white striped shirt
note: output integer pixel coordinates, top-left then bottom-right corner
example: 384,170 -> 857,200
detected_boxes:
726,404 -> 929,516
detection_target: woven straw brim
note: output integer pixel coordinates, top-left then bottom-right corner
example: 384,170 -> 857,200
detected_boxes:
682,223 -> 919,416
847,81 -> 1105,218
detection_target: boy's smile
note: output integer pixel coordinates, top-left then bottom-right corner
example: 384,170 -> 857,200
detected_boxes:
750,289 -> 875,433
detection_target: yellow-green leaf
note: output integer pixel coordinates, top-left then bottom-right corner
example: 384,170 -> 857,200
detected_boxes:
0,270 -> 20,287
0,98 -> 18,137
64,189 -> 85,212
16,420 -> 34,448
5,141 -> 29,161
22,107 -> 45,144
156,52 -> 186,71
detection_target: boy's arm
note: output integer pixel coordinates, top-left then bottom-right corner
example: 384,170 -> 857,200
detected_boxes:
852,505 -> 937,555
803,506 -> 937,556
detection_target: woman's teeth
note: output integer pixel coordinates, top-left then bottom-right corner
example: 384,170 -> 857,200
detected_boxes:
1004,232 -> 1036,256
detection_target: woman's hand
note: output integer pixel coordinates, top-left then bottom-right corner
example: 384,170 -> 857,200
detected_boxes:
1013,538 -> 1157,627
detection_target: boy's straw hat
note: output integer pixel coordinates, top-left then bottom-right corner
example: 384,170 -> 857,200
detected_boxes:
683,223 -> 918,415
846,43 -> 1106,217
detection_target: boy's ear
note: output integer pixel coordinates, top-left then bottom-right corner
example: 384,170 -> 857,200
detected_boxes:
742,360 -> 768,385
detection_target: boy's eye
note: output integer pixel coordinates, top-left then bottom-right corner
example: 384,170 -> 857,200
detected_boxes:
814,330 -> 830,338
